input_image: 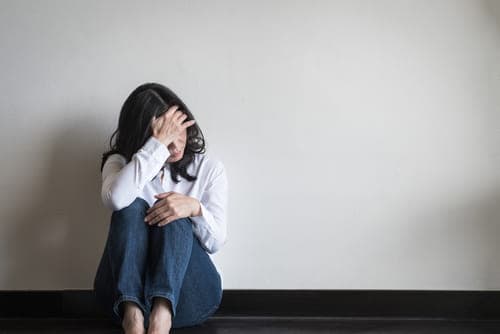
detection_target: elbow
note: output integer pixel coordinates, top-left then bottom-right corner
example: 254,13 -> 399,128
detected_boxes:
206,244 -> 220,255
206,233 -> 228,255
109,199 -> 126,212
102,189 -> 131,212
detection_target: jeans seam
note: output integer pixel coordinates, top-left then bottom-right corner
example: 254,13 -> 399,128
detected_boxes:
186,287 -> 223,327
113,294 -> 148,323
191,266 -> 223,325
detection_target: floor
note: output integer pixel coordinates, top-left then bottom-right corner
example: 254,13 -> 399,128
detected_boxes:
1,317 -> 500,333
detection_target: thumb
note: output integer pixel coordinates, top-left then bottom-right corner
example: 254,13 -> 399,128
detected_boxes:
155,191 -> 173,199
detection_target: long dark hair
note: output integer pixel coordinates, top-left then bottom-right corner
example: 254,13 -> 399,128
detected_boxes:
100,82 -> 206,183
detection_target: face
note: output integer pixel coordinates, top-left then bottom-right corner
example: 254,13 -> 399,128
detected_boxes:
167,128 -> 187,162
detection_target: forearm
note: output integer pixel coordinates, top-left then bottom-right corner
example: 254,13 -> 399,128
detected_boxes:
102,137 -> 170,211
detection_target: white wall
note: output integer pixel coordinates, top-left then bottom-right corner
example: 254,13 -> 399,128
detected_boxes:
1,0 -> 500,290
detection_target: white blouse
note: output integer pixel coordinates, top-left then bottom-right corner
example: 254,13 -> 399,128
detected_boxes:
100,136 -> 228,284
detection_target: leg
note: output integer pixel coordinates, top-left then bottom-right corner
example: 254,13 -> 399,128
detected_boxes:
170,233 -> 223,328
143,215 -> 194,327
93,197 -> 150,327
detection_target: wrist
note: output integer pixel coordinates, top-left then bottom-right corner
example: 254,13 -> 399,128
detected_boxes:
191,198 -> 202,217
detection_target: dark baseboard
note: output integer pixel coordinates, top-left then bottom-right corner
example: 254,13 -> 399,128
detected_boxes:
1,290 -> 500,320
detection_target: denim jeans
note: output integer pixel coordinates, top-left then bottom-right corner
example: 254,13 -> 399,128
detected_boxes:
93,197 -> 223,329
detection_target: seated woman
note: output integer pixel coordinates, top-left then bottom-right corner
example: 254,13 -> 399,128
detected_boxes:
93,82 -> 228,334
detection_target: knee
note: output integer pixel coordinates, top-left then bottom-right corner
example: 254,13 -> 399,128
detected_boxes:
152,217 -> 193,236
110,197 -> 150,231
113,197 -> 149,216
167,217 -> 193,230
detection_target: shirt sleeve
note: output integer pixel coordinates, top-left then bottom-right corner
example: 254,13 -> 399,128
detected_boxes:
190,161 -> 228,254
101,136 -> 170,211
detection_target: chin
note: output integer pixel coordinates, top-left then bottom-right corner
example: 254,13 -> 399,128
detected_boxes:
169,155 -> 183,162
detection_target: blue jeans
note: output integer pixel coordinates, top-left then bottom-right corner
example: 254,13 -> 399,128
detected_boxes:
93,197 -> 223,329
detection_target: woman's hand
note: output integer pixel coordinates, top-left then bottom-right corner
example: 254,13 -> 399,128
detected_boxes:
144,191 -> 201,226
151,105 -> 196,148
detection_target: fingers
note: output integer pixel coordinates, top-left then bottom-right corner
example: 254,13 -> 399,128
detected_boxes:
145,208 -> 162,225
151,105 -> 196,137
160,107 -> 184,128
151,113 -> 165,130
182,119 -> 196,128
145,202 -> 169,222
154,191 -> 174,199
174,113 -> 197,129
175,113 -> 188,123
157,214 -> 177,227
153,105 -> 179,124
145,201 -> 162,218
165,104 -> 180,116
146,209 -> 176,226
168,110 -> 197,131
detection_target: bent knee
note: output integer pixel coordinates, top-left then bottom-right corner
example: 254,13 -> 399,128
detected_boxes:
110,197 -> 150,232
153,217 -> 193,234
112,197 -> 149,216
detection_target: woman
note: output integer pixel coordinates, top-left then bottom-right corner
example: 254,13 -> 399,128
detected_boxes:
93,82 -> 228,334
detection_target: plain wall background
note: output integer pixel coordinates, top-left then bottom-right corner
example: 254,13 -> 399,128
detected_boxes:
1,0 -> 500,290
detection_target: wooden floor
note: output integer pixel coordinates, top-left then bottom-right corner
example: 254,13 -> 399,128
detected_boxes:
1,317 -> 500,333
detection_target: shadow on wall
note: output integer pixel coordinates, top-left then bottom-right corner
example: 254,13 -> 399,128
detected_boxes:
484,0 -> 500,30
3,111 -> 110,289
483,0 -> 500,165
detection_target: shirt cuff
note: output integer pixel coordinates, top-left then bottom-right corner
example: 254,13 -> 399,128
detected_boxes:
141,136 -> 170,163
190,202 -> 214,233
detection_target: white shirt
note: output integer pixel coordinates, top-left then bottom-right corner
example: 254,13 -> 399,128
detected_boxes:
100,136 -> 228,287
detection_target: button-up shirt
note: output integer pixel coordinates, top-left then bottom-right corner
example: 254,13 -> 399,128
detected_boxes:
100,136 -> 228,285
